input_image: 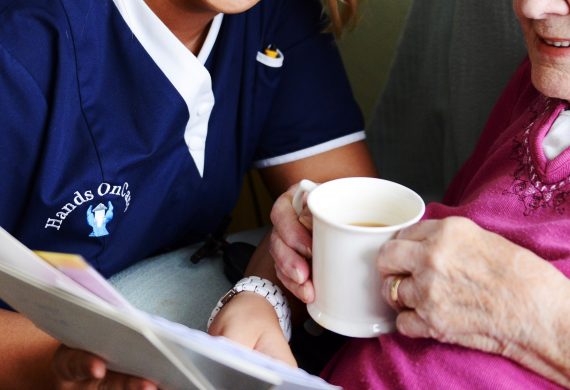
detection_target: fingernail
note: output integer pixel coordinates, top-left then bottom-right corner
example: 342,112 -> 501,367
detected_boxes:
306,246 -> 312,257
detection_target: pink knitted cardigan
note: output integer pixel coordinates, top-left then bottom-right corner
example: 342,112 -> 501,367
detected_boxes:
322,59 -> 570,389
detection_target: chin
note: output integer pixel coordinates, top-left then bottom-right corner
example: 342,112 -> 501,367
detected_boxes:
531,66 -> 570,102
208,0 -> 260,14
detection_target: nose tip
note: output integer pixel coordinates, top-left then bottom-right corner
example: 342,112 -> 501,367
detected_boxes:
519,0 -> 570,19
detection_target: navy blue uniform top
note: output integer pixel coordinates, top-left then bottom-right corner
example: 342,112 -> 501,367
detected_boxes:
0,0 -> 363,309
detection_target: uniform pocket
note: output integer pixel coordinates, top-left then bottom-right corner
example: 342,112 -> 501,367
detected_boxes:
256,48 -> 284,68
252,47 -> 285,118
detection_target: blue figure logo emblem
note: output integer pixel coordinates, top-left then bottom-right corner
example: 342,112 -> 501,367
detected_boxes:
87,201 -> 114,237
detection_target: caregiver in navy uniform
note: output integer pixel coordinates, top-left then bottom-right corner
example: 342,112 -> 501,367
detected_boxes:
0,0 -> 376,387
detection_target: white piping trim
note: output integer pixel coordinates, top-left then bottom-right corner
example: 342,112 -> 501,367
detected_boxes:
254,131 -> 366,168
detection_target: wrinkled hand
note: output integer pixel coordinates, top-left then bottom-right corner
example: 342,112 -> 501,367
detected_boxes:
208,292 -> 296,366
52,345 -> 157,389
269,182 -> 315,303
379,216 -> 565,358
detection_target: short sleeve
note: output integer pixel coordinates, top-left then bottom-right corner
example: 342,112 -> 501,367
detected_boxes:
253,0 -> 364,168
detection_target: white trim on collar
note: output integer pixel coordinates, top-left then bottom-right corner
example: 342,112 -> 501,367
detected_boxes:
112,0 -> 223,177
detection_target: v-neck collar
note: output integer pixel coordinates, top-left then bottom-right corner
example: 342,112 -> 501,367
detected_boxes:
112,0 -> 222,64
111,0 -> 223,177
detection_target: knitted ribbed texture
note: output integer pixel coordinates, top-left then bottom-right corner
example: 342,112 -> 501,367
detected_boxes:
368,0 -> 526,201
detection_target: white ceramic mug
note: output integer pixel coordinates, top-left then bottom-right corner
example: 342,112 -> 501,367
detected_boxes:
293,177 -> 425,338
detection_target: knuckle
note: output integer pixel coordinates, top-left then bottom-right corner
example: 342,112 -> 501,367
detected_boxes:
269,204 -> 280,225
269,196 -> 289,224
378,239 -> 397,257
438,218 -> 455,237
423,285 -> 436,304
453,215 -> 474,226
423,249 -> 441,270
442,216 -> 472,235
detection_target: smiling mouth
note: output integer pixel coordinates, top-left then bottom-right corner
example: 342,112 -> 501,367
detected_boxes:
543,38 -> 570,48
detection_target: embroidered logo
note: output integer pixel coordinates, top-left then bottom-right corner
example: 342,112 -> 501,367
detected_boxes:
503,98 -> 570,215
87,202 -> 114,237
44,182 -> 132,233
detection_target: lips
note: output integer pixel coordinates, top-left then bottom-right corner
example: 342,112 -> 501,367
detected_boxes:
533,33 -> 570,57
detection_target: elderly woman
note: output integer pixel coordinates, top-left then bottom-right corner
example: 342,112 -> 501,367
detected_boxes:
267,0 -> 570,388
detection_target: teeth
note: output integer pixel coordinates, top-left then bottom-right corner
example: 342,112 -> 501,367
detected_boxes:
544,39 -> 570,47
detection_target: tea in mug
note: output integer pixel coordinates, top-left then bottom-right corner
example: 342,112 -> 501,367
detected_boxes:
349,222 -> 389,228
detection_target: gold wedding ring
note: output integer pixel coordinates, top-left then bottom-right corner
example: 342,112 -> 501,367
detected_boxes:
390,276 -> 403,305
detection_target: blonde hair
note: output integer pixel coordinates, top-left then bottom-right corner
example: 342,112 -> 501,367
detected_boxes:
324,0 -> 359,36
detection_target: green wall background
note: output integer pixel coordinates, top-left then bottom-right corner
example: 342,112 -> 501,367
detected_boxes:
338,0 -> 412,123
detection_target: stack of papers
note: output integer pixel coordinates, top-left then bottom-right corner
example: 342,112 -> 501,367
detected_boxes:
0,227 -> 339,390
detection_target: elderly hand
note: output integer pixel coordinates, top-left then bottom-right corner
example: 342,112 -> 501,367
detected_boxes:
52,345 -> 157,389
379,216 -> 567,358
269,182 -> 315,303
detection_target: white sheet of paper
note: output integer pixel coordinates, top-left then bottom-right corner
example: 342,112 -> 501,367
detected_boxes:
0,227 -> 340,390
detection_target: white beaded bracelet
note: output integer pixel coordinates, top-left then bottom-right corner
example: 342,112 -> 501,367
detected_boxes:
207,276 -> 292,341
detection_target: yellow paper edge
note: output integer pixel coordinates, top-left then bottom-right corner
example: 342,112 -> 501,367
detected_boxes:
34,251 -> 88,269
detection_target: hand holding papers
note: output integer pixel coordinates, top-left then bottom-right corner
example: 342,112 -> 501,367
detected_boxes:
0,227 -> 339,390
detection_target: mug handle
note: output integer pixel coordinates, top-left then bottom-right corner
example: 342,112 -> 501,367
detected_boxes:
291,179 -> 326,337
292,179 -> 319,215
